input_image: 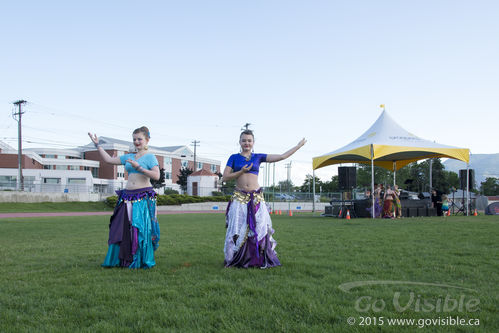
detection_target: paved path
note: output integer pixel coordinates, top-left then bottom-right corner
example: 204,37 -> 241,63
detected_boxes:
0,210 -> 225,219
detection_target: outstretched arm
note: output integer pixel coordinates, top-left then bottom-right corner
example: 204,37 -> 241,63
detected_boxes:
88,132 -> 121,165
266,138 -> 306,163
222,163 -> 253,182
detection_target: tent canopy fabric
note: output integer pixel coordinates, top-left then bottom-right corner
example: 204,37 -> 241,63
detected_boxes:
313,110 -> 469,170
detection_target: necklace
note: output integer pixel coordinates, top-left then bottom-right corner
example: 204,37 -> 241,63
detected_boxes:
135,152 -> 146,159
241,153 -> 252,161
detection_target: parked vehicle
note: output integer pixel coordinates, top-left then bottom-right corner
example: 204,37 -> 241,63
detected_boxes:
274,193 -> 295,201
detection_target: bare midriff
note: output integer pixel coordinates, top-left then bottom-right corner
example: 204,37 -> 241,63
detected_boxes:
235,173 -> 260,192
126,173 -> 152,190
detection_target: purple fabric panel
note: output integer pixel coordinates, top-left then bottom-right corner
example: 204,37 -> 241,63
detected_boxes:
131,227 -> 138,255
120,259 -> 133,268
108,202 -> 126,245
225,200 -> 232,228
225,233 -> 281,268
246,193 -> 259,258
118,205 -> 133,263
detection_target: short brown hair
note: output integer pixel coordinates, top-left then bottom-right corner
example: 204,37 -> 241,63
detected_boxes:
133,126 -> 150,139
240,129 -> 254,139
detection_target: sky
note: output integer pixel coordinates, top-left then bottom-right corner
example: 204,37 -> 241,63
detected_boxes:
1,0 -> 498,187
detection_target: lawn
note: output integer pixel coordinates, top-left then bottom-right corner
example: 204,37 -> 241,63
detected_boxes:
0,201 -> 112,213
0,213 -> 497,332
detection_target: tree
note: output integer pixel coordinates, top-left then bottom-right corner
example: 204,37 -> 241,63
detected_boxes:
278,180 -> 294,193
176,167 -> 193,192
150,168 -> 166,189
480,177 -> 499,196
299,174 -> 321,193
356,164 -> 392,189
321,175 -> 340,193
443,170 -> 460,191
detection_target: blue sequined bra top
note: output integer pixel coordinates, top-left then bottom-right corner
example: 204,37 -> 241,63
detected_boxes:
226,153 -> 267,175
120,153 -> 159,174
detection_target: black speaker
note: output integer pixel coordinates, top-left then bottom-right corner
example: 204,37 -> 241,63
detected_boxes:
338,166 -> 357,190
459,169 -> 474,190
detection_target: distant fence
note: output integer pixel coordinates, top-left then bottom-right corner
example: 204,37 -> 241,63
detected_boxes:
1,180 -> 366,205
0,181 -> 118,195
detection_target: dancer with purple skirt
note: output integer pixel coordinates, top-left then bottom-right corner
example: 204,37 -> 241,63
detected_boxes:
222,130 -> 306,268
88,126 -> 161,269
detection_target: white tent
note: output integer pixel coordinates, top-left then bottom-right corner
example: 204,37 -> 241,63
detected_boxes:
312,110 -> 471,217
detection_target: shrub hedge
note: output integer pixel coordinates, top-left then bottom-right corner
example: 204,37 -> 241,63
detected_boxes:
105,193 -> 231,207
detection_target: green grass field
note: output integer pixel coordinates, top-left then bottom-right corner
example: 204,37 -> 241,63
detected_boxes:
0,213 -> 497,332
0,201 -> 112,213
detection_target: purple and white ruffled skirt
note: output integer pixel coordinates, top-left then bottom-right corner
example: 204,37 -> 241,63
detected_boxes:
224,189 -> 280,268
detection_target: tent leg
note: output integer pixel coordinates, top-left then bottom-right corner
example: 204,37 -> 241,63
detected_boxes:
312,169 -> 316,213
466,164 -> 470,216
371,158 -> 375,219
393,161 -> 396,186
429,159 -> 433,192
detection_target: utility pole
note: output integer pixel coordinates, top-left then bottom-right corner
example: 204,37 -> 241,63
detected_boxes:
191,140 -> 200,171
285,161 -> 292,193
241,123 -> 251,131
13,100 -> 26,191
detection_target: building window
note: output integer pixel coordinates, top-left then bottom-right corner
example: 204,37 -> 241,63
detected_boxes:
43,178 -> 61,184
55,165 -> 66,170
165,172 -> 171,180
0,176 -> 16,185
68,166 -> 79,170
210,164 -> 217,173
43,165 -> 52,169
91,168 -> 99,178
197,162 -> 203,170
67,178 -> 86,184
163,157 -> 172,172
24,176 -> 35,184
181,160 -> 188,168
45,154 -> 56,159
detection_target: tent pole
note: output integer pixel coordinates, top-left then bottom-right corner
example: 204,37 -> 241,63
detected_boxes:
429,159 -> 433,192
273,163 -> 275,213
393,161 -> 396,186
312,169 -> 316,213
466,164 -> 470,216
371,144 -> 375,219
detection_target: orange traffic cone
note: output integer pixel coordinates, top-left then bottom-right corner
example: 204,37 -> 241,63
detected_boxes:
279,210 -> 282,215
338,208 -> 342,218
269,210 -> 273,215
289,210 -> 293,217
473,209 -> 478,216
446,210 -> 450,217
346,210 -> 351,220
